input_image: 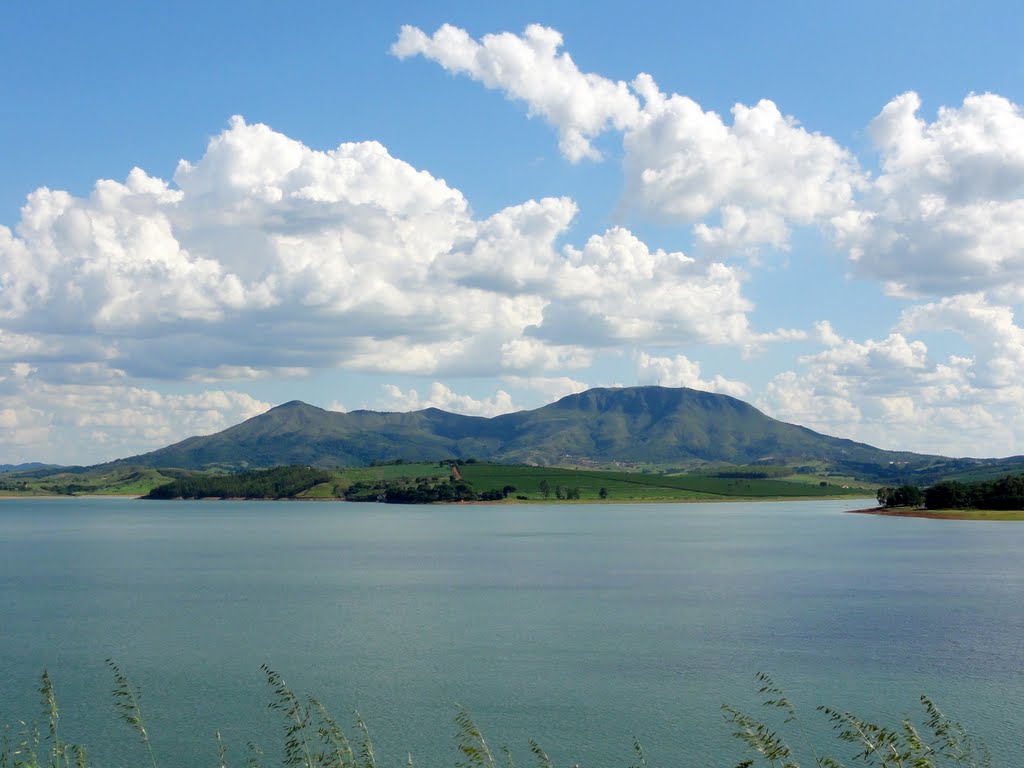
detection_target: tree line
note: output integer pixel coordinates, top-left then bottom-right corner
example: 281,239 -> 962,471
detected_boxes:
144,466 -> 331,499
877,473 -> 1024,510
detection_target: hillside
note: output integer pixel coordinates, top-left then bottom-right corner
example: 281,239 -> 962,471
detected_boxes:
91,385 -> 986,483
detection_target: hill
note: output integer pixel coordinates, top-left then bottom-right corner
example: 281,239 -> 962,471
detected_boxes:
86,385 -> 1014,484
0,462 -> 61,473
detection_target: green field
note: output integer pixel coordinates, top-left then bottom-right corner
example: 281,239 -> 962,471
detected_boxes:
458,463 -> 867,501
329,461 -> 450,484
3,460 -> 873,503
0,466 -> 188,496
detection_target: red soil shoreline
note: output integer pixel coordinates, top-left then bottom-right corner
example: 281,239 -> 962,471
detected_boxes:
845,506 -> 1019,520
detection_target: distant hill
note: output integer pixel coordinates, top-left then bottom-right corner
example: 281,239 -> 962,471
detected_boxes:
0,462 -> 61,473
93,385 -> 1020,483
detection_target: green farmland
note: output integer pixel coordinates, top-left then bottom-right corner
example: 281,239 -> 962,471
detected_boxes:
457,463 -> 864,501
5,460 -> 870,503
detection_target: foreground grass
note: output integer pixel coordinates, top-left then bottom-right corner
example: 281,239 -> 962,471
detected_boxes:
1,668 -> 991,768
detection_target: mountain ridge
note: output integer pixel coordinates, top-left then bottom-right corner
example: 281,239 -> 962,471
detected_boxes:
104,385 -> 954,481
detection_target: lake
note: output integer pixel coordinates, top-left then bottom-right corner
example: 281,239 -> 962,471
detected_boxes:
1,497 -> 1021,767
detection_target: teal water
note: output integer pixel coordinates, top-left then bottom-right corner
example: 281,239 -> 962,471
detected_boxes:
1,497 -> 1022,767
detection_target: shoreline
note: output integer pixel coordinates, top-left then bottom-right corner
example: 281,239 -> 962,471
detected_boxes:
3,493 -> 873,504
0,493 -> 141,499
846,505 -> 1024,521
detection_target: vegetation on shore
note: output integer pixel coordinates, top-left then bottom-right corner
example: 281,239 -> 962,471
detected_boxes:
134,461 -> 870,503
1,667 -> 991,768
143,466 -> 331,500
871,474 -> 1024,518
10,458 -> 1024,516
0,466 -> 190,497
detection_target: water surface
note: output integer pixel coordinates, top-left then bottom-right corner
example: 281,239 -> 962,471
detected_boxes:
1,497 -> 1021,766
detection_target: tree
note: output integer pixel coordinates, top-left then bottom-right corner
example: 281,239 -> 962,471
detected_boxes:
598,487 -> 608,499
925,480 -> 971,509
538,480 -> 550,499
877,485 -> 923,508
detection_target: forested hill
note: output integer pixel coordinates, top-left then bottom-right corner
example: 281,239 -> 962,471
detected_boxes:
99,385 -> 976,481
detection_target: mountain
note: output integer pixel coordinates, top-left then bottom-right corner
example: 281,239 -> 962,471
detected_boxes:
0,462 -> 61,473
104,385 -> 972,481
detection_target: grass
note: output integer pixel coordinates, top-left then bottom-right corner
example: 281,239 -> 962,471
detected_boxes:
7,460 -> 870,503
0,466 -> 191,497
458,463 -> 868,502
778,473 -> 876,490
0,668 -> 992,768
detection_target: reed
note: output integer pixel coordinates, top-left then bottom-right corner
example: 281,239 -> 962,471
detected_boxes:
0,668 -> 991,768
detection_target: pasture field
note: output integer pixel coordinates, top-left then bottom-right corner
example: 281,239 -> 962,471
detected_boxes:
4,460 -> 871,502
458,463 -> 865,501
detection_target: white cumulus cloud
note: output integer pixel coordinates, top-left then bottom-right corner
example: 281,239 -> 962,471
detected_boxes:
392,24 -> 640,162
0,116 -> 765,388
396,24 -> 863,253
0,364 -> 270,464
379,382 -> 516,417
625,86 -> 862,253
898,293 -> 1024,389
533,227 -> 755,346
834,91 -> 1024,298
758,318 -> 1024,457
635,352 -> 750,398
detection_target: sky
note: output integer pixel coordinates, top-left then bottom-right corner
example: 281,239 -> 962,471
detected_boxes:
2,0 -> 1024,465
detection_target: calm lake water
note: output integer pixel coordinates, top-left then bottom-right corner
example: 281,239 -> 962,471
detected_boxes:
1,497 -> 1022,767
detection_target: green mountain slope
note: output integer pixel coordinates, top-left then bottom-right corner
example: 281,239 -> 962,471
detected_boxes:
488,386 -> 914,466
115,400 -> 499,470
104,385 -> 965,480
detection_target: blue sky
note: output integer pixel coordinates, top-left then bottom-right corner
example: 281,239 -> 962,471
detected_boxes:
2,1 -> 1024,464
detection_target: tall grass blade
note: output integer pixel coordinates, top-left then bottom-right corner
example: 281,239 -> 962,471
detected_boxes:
354,712 -> 376,768
528,740 -> 553,768
309,697 -> 355,768
245,741 -> 264,768
106,659 -> 158,768
214,729 -> 228,768
455,707 -> 496,768
261,664 -> 314,768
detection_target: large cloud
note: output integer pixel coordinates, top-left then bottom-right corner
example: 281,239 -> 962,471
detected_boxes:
834,92 -> 1024,298
378,382 -> 515,417
0,117 -> 765,385
757,318 -> 1024,457
898,294 -> 1024,390
398,23 -> 1024,293
395,24 -> 862,253
392,24 -> 639,162
624,79 -> 861,253
635,352 -> 750,398
525,226 -> 762,347
0,361 -> 270,465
